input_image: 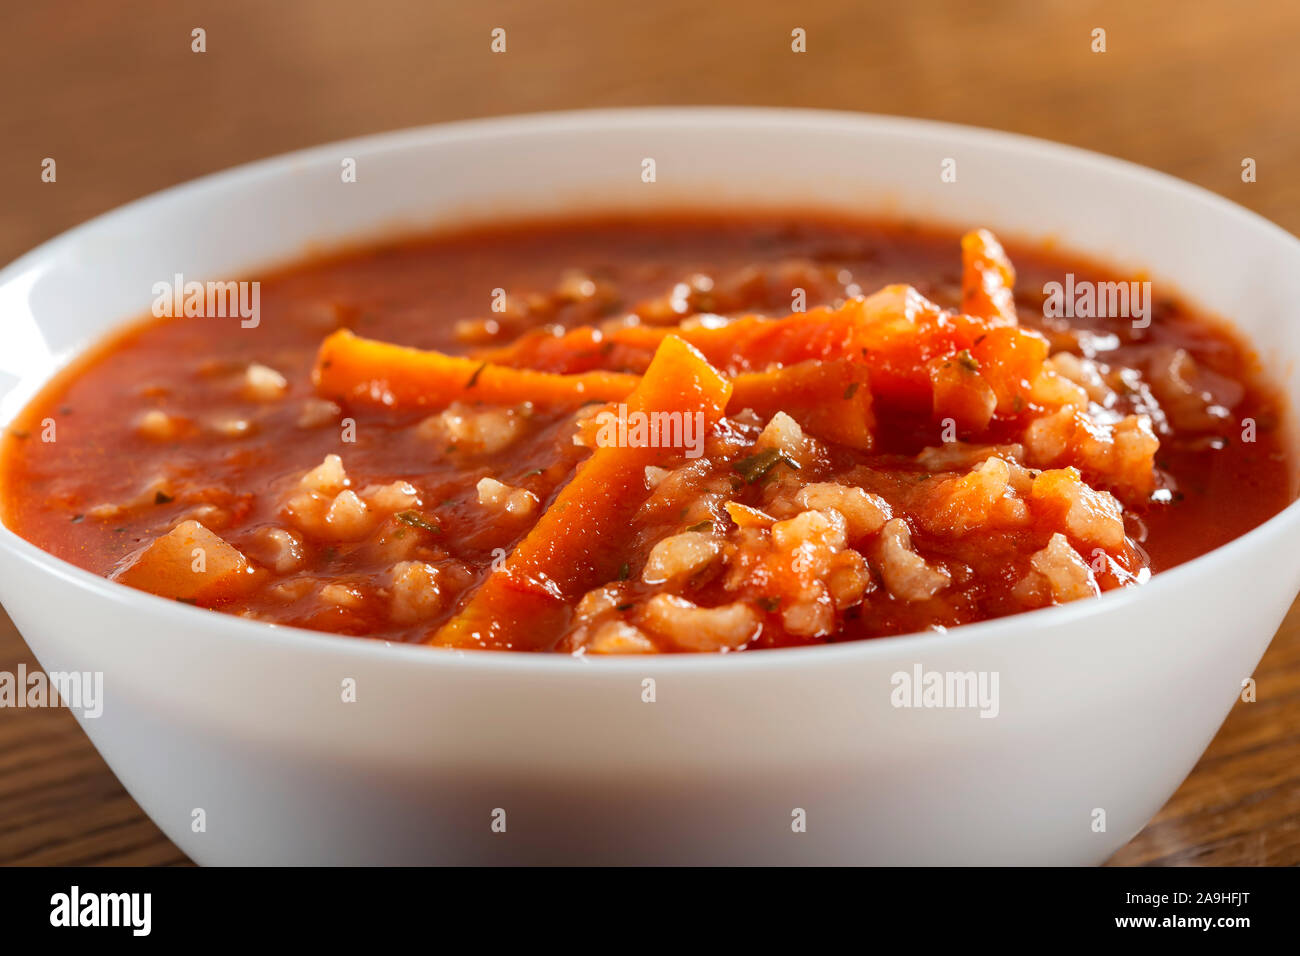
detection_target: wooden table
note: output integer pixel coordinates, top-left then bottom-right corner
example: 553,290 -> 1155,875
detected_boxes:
2,0 -> 1297,866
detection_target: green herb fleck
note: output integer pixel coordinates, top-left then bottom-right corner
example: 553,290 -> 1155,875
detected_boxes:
685,520 -> 713,533
617,562 -> 631,581
466,361 -> 488,389
396,511 -> 442,534
843,382 -> 860,400
956,349 -> 980,372
757,596 -> 781,612
616,603 -> 634,612
732,448 -> 800,484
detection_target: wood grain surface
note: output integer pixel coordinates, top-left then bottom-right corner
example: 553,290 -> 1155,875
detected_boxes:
1,0 -> 1298,866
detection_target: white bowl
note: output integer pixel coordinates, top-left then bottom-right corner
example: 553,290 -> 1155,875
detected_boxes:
1,108 -> 1298,865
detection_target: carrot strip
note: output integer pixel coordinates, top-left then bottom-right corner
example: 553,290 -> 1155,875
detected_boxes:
313,328 -> 640,410
430,335 -> 732,650
960,229 -> 1019,326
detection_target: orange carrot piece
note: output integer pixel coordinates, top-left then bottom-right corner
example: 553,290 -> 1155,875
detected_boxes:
960,229 -> 1019,326
313,328 -> 640,410
970,323 -> 1050,414
430,335 -> 732,650
729,359 -> 875,450
927,353 -> 997,432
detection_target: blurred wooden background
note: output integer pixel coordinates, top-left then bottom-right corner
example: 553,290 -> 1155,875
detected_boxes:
1,0 -> 1298,865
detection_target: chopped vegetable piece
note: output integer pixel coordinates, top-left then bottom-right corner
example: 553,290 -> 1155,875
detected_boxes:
313,328 -> 639,410
111,520 -> 257,603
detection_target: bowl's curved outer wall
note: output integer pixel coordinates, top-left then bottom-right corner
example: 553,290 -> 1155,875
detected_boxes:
1,109 -> 1299,864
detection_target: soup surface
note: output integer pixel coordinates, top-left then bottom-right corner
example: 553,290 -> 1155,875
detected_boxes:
0,214 -> 1291,652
